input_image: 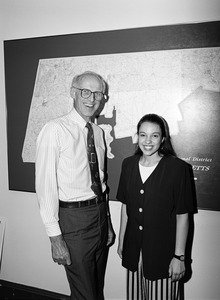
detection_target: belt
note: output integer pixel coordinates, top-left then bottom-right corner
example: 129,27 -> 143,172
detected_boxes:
59,195 -> 105,209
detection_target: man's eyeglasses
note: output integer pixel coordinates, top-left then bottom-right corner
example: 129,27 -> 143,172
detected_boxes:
72,86 -> 106,101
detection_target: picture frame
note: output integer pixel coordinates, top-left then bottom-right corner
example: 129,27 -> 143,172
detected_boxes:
4,21 -> 220,210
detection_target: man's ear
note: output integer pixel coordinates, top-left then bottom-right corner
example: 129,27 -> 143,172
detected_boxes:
70,87 -> 75,99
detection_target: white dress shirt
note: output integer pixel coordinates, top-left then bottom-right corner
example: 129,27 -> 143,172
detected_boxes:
35,108 -> 106,237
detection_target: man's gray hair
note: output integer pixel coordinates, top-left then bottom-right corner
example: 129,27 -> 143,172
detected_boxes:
71,71 -> 106,93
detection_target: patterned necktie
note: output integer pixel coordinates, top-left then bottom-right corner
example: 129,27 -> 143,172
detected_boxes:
86,122 -> 102,197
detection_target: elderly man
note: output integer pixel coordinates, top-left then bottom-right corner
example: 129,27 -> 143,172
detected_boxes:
36,71 -> 115,300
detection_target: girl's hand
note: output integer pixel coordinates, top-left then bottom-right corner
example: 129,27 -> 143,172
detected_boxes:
168,257 -> 185,281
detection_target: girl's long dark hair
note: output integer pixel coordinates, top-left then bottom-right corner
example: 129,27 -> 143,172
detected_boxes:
135,114 -> 176,157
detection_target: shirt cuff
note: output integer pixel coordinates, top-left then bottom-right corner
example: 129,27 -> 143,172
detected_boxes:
45,222 -> 62,237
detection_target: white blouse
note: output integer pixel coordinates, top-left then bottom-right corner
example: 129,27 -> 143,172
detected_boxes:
139,162 -> 158,183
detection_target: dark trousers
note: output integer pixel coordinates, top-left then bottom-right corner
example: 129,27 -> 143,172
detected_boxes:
59,201 -> 108,300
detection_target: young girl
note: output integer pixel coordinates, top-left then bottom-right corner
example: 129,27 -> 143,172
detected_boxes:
117,114 -> 194,300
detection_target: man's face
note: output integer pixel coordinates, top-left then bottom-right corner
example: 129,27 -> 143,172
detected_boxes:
71,74 -> 103,122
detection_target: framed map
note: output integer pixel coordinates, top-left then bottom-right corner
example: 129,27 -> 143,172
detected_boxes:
4,21 -> 220,210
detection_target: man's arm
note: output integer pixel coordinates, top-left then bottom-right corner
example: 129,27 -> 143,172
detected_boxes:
36,123 -> 71,266
105,193 -> 115,247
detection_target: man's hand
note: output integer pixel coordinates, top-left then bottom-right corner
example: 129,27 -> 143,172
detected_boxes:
107,217 -> 115,247
117,241 -> 123,259
49,235 -> 71,266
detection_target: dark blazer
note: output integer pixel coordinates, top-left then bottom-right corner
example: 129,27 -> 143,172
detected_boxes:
117,155 -> 194,280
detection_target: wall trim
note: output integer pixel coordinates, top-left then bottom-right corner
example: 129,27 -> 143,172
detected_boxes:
0,280 -> 70,299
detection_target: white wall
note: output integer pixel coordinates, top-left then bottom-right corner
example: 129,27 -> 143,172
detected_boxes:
0,1 -> 220,299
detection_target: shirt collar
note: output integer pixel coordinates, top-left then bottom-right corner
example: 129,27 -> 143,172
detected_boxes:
69,108 -> 88,129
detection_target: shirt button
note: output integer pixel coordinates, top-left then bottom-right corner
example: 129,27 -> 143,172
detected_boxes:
139,225 -> 143,230
140,189 -> 144,194
139,208 -> 143,212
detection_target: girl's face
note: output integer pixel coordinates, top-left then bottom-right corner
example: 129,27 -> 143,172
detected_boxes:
138,121 -> 163,157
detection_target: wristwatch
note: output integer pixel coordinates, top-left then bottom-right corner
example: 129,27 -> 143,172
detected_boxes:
174,254 -> 185,261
